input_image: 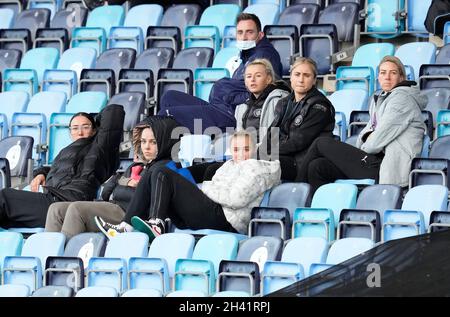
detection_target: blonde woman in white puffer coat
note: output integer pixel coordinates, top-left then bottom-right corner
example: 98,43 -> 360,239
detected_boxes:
130,130 -> 281,240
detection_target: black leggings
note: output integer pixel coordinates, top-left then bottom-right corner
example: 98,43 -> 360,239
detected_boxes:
297,137 -> 383,193
148,165 -> 237,232
0,188 -> 56,228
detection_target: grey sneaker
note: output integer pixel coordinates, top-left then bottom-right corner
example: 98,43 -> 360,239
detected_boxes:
94,216 -> 125,239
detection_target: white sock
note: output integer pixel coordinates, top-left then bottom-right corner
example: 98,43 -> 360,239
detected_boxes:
121,222 -> 134,232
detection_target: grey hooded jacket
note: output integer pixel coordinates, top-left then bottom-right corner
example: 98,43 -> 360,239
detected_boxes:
356,82 -> 427,186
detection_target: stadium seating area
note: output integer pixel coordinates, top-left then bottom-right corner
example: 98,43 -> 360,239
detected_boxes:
0,0 -> 450,297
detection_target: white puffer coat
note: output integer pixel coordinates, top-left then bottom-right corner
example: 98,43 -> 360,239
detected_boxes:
201,159 -> 281,234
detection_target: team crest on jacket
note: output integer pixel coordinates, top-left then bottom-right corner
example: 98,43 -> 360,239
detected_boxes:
294,115 -> 303,126
253,109 -> 262,118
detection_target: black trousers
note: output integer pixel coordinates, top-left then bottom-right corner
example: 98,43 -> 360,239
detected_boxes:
0,188 -> 56,228
297,137 -> 383,193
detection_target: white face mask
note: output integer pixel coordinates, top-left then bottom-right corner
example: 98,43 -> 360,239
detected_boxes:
235,40 -> 256,51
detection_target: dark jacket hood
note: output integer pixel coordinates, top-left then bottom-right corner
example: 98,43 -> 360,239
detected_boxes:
132,116 -> 180,163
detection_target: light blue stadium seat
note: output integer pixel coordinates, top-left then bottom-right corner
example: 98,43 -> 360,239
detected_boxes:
2,232 -> 65,291
437,110 -> 450,138
444,22 -> 450,45
19,47 -> 60,85
0,91 -> 29,139
42,69 -> 77,99
2,69 -> 38,96
178,134 -> 212,168
11,91 -> 66,164
0,284 -> 30,297
336,66 -> 375,96
174,234 -> 238,295
71,27 -> 107,56
75,286 -> 118,297
0,8 -> 14,29
405,0 -> 432,37
335,179 -> 376,186
28,0 -> 62,19
222,25 -> 236,48
382,210 -> 425,241
261,237 -> 328,295
0,231 -> 23,281
47,112 -> 73,164
395,42 -> 436,82
65,91 -> 107,113
184,25 -> 221,53
166,290 -> 207,297
87,232 -> 148,293
108,4 -> 163,54
328,89 -> 368,135
244,4 -> 279,28
352,43 -> 395,75
57,47 -> 97,80
121,288 -> 162,297
199,4 -> 241,39
249,0 -> 286,13
127,233 -> 195,295
293,183 -> 357,241
364,0 -> 406,39
212,290 -> 250,297
326,237 -> 374,264
85,5 -> 124,34
212,47 -> 240,76
194,67 -> 230,101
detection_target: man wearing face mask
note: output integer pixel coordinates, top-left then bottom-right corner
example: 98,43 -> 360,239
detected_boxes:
158,13 -> 282,133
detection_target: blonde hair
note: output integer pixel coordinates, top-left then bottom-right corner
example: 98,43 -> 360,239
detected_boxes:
231,130 -> 257,150
290,57 -> 318,79
245,58 -> 276,84
379,55 -> 406,80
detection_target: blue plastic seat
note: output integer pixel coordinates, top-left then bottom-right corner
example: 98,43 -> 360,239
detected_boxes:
44,232 -> 106,291
363,0 -> 406,39
263,182 -> 311,220
85,5 -> 124,34
134,47 -> 174,83
212,47 -> 240,76
42,69 -> 77,99
75,286 -> 118,297
160,4 -> 201,42
445,21 -> 450,45
437,110 -> 450,138
0,8 -> 14,29
194,67 -> 230,102
0,231 -> 23,277
174,234 -> 238,295
87,232 -> 148,293
405,0 -> 432,37
217,236 -> 282,295
57,47 -> 97,80
328,89 -> 368,127
292,183 -> 358,241
20,47 -> 60,84
318,2 -> 359,43
264,25 -> 298,77
11,91 -> 66,164
47,112 -> 72,164
71,27 -> 107,56
324,237 -> 373,265
0,49 -> 22,74
172,47 -> 215,71
2,232 -> 65,291
436,44 -> 450,64
184,25 -> 221,53
244,4 -> 279,29
0,136 -> 33,180
419,64 -> 450,90
352,43 -> 395,75
127,233 -> 195,295
108,92 -> 145,137
278,3 -> 319,31
50,7 -> 88,35
222,25 -> 236,48
121,288 -> 162,297
249,207 -> 291,240
261,237 -> 328,295
65,91 -> 107,113
395,42 -> 436,82
0,284 -> 30,297
145,26 -> 181,53
28,0 -> 62,19
248,0 -> 286,13
336,66 -> 375,96
0,91 -> 29,138
108,4 -> 163,54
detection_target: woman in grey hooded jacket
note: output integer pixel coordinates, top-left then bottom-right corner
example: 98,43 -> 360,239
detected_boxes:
297,56 -> 427,193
